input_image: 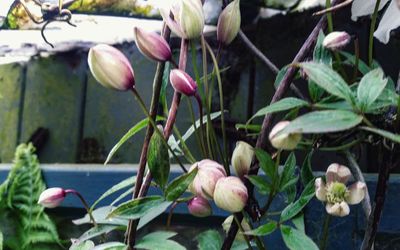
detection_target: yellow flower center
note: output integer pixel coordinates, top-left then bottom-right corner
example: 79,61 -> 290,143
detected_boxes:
326,182 -> 348,204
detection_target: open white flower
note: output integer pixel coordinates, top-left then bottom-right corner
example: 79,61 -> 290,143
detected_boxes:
315,163 -> 367,217
352,0 -> 400,44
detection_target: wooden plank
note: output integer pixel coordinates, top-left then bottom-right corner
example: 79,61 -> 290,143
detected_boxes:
0,63 -> 25,162
20,53 -> 87,162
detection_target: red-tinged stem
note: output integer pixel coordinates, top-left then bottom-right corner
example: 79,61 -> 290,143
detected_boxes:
65,189 -> 97,227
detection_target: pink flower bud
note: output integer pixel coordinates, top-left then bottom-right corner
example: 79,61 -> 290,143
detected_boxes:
189,159 -> 227,199
217,0 -> 241,45
38,187 -> 66,208
231,141 -> 254,178
88,44 -> 135,91
170,69 -> 197,96
187,196 -> 212,217
213,176 -> 248,213
269,121 -> 302,150
133,27 -> 172,62
322,31 -> 351,51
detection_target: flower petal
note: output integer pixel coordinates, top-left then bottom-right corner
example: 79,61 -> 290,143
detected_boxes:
351,0 -> 390,21
326,201 -> 350,217
346,181 -> 367,205
374,0 -> 400,44
159,8 -> 187,38
326,163 -> 352,184
315,177 -> 327,201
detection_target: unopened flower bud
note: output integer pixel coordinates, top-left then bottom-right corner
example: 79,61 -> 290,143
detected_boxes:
187,196 -> 212,217
170,69 -> 197,96
38,187 -> 66,208
269,121 -> 301,150
189,159 -> 227,199
133,27 -> 172,62
231,141 -> 254,178
222,215 -> 251,241
217,0 -> 241,45
88,44 -> 135,91
214,176 -> 248,213
322,31 -> 351,51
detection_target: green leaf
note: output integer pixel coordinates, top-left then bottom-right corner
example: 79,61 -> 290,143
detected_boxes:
247,175 -> 271,195
135,231 -> 185,250
147,128 -> 170,190
245,221 -> 277,236
92,242 -> 127,250
70,240 -> 95,250
366,88 -> 399,113
361,126 -> 400,144
278,110 -> 363,135
281,225 -> 318,250
248,98 -> 308,124
340,51 -> 373,75
0,231 -> 3,250
78,225 -> 120,241
231,241 -> 255,250
107,196 -> 165,220
110,188 -> 134,207
301,152 -> 314,185
313,101 -> 353,111
137,201 -> 172,230
255,148 -> 275,180
90,176 -> 136,211
357,68 -> 388,112
300,62 -> 354,104
279,153 -> 296,191
197,230 -> 222,250
274,66 -> 289,89
165,167 -> 198,201
73,206 -> 127,226
292,213 -> 305,232
280,180 -> 315,222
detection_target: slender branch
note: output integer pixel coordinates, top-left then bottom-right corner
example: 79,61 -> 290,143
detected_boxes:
313,0 -> 353,16
368,0 -> 381,66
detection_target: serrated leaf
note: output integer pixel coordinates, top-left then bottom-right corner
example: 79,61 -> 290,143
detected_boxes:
197,230 -> 222,250
281,225 -> 318,250
357,68 -> 388,112
278,110 -> 363,135
361,126 -> 400,144
300,62 -> 354,104
247,175 -> 271,195
148,128 -> 170,189
301,152 -> 314,185
280,180 -> 315,222
107,196 -> 164,220
245,221 -> 277,236
78,225 -> 120,242
90,176 -> 136,211
279,153 -> 296,191
248,98 -> 308,124
165,168 -> 198,201
135,231 -> 185,250
92,242 -> 127,250
255,148 -> 275,180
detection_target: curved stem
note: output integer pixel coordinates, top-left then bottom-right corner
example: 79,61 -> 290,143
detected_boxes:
319,214 -> 331,250
166,201 -> 178,229
233,215 -> 253,250
65,189 -> 97,227
194,92 -> 207,157
368,0 -> 381,66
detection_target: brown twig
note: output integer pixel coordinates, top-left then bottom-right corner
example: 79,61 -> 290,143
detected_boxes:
313,0 -> 353,16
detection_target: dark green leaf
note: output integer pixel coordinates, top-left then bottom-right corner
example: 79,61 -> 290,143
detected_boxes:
197,230 -> 222,250
340,51 -> 371,75
301,152 -> 314,185
286,183 -> 297,204
280,180 -> 315,222
147,128 -> 170,189
300,62 -> 354,104
366,88 -> 399,113
313,101 -> 353,111
361,126 -> 400,144
107,196 -> 164,220
292,213 -> 305,232
135,231 -> 185,250
313,31 -> 332,65
278,110 -> 363,135
274,66 -> 289,89
281,225 -> 318,250
78,225 -> 120,241
137,201 -> 172,230
357,68 -> 388,112
73,206 -> 127,226
245,221 -> 277,236
279,153 -> 296,191
247,175 -> 271,195
93,242 -> 127,250
160,62 -> 171,113
165,168 -> 198,201
248,98 -> 309,123
255,148 -> 275,180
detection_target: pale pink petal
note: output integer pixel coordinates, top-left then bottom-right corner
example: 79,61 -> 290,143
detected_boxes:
351,0 -> 390,21
326,163 -> 352,184
315,177 -> 327,201
326,201 -> 350,217
159,8 -> 186,38
346,181 -> 367,205
374,0 -> 400,44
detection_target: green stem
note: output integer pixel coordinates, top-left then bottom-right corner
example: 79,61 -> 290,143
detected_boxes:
363,116 -> 375,128
369,0 -> 381,66
186,97 -> 207,158
242,212 -> 267,250
233,215 -> 253,250
172,125 -> 196,164
319,214 -> 331,250
325,0 -> 334,32
66,189 -> 97,227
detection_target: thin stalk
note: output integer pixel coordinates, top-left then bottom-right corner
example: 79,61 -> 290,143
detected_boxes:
351,38 -> 360,82
65,189 -> 97,227
173,125 -> 196,164
242,213 -> 267,250
185,97 -> 207,157
319,214 -> 331,250
194,93 -> 208,158
326,0 -> 334,32
369,0 -> 381,66
166,202 -> 178,229
233,215 -> 253,250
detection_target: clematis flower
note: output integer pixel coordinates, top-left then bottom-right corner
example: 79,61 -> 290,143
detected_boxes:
315,163 -> 367,217
133,27 -> 172,62
213,176 -> 248,213
352,0 -> 400,44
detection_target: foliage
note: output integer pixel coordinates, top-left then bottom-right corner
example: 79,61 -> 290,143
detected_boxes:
0,144 -> 60,250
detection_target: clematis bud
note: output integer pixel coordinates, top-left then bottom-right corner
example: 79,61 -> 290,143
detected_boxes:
170,69 -> 197,96
222,215 -> 251,241
189,159 -> 227,199
133,27 -> 172,62
187,196 -> 212,217
38,187 -> 66,208
322,31 -> 351,51
269,121 -> 301,150
88,44 -> 135,91
213,176 -> 248,213
160,0 -> 204,39
231,141 -> 254,178
217,0 -> 241,45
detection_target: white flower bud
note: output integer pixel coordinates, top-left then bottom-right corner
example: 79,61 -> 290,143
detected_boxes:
38,188 -> 66,208
322,31 -> 351,51
231,141 -> 254,178
213,176 -> 248,213
269,121 -> 301,150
